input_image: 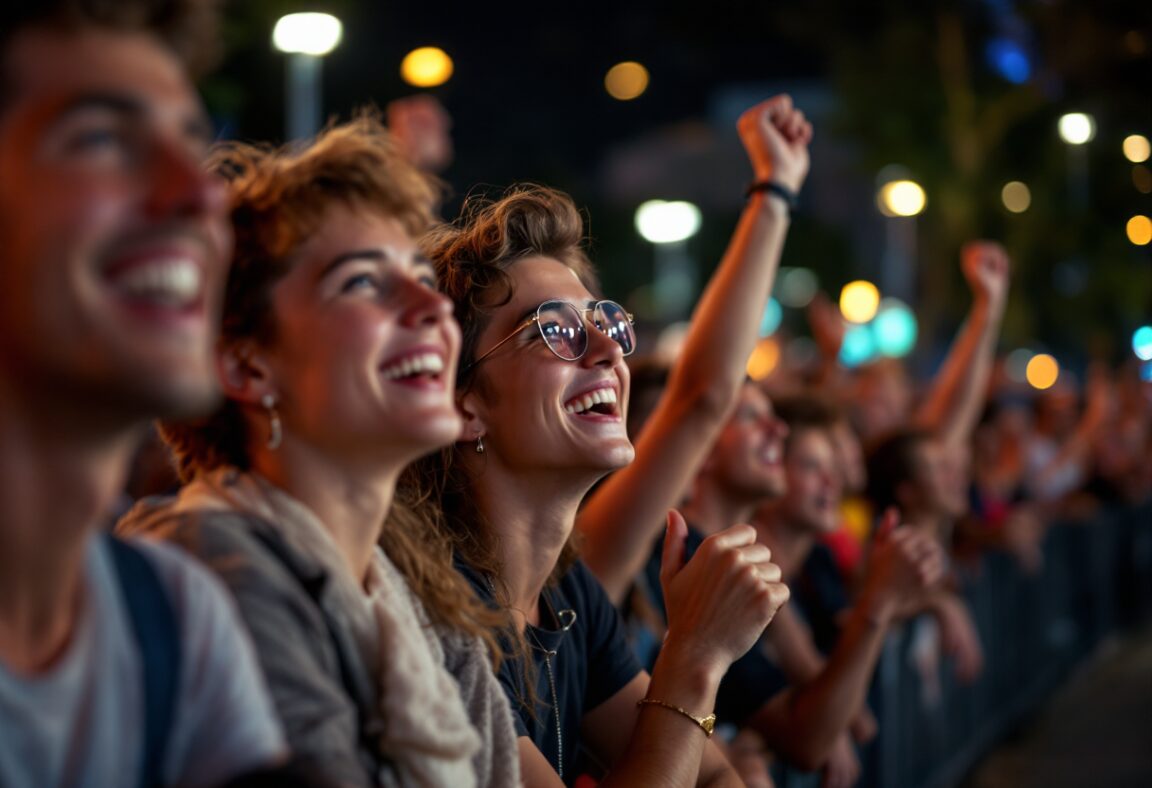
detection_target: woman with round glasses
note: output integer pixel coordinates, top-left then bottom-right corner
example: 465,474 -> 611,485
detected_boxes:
402,95 -> 810,785
118,116 -> 519,788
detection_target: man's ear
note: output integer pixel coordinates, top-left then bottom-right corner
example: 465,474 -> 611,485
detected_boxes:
456,387 -> 488,444
218,340 -> 277,406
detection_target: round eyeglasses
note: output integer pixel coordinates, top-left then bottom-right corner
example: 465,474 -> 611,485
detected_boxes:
467,299 -> 636,371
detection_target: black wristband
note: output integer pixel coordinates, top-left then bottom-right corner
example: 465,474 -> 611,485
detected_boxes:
745,180 -> 799,210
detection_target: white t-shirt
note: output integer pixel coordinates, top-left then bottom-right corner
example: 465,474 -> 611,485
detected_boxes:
0,536 -> 286,788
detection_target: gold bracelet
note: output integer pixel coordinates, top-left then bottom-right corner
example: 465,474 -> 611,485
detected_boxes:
636,697 -> 717,737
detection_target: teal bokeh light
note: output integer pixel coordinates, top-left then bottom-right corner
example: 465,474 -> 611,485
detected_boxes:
1133,325 -> 1152,361
873,300 -> 918,357
760,298 -> 783,337
839,324 -> 877,367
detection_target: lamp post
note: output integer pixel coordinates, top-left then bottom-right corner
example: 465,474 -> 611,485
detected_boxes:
272,13 -> 343,141
1057,112 -> 1095,210
876,176 -> 926,304
634,200 -> 702,321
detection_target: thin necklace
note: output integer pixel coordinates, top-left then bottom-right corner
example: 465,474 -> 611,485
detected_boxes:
485,575 -> 574,780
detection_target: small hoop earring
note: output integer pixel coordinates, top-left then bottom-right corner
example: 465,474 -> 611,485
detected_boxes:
261,394 -> 282,451
475,435 -> 485,454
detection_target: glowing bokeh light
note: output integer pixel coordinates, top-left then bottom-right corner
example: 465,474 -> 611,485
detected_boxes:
635,200 -> 702,244
1025,354 -> 1060,390
778,267 -> 819,308
759,298 -> 783,337
272,13 -> 343,55
839,280 -> 881,323
1123,134 -> 1151,163
747,338 -> 781,380
1058,113 -> 1095,145
873,299 -> 918,357
1133,326 -> 1152,361
1126,215 -> 1152,246
400,47 -> 454,87
877,180 -> 927,217
986,39 -> 1031,84
1001,181 -> 1032,213
605,61 -> 650,101
839,324 -> 877,368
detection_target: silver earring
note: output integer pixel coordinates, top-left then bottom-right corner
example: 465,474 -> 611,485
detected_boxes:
261,394 -> 282,451
475,435 -> 485,454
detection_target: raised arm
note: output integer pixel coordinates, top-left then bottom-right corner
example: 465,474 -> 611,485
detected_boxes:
915,241 -> 1010,448
580,95 -> 813,603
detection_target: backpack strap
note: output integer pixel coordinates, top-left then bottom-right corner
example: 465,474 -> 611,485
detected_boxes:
106,535 -> 181,788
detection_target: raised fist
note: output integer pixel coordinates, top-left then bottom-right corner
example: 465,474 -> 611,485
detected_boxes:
736,94 -> 813,193
960,241 -> 1011,308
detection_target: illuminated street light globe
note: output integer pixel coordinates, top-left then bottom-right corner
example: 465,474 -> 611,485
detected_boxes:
1058,112 -> 1096,145
272,13 -> 343,56
635,200 -> 702,244
877,180 -> 927,217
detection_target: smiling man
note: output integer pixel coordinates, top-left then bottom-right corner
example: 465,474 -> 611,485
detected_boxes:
0,3 -> 285,786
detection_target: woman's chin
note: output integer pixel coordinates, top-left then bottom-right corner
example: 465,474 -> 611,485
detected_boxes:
388,414 -> 462,457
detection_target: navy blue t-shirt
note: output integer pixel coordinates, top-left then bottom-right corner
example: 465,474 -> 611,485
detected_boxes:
641,525 -> 789,728
458,559 -> 642,783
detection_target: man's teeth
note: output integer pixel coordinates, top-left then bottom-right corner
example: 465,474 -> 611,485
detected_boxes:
112,260 -> 201,305
764,445 -> 781,463
565,388 -> 618,415
383,352 -> 445,380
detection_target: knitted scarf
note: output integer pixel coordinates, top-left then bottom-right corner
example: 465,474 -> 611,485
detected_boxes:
175,469 -> 488,787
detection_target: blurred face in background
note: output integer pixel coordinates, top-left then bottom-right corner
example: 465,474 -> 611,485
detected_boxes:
907,438 -> 970,522
704,383 -> 790,503
778,427 -> 843,534
829,418 -> 866,494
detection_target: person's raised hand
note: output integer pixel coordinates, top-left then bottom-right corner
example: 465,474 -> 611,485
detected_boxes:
960,240 -> 1011,310
660,509 -> 790,673
737,94 -> 813,193
861,508 -> 946,623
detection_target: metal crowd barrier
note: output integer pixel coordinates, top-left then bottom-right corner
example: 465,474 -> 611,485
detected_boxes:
774,499 -> 1152,788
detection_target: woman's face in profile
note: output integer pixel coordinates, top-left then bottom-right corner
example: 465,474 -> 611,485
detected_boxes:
253,203 -> 463,463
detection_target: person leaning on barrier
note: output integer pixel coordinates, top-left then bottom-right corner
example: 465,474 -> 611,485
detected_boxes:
0,2 -> 288,786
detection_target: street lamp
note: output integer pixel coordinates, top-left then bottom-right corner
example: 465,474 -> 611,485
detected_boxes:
635,200 -> 702,320
272,13 -> 343,141
1058,111 -> 1094,208
875,173 -> 925,303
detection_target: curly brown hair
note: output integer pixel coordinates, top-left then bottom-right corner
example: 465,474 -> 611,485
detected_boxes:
159,113 -> 501,644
